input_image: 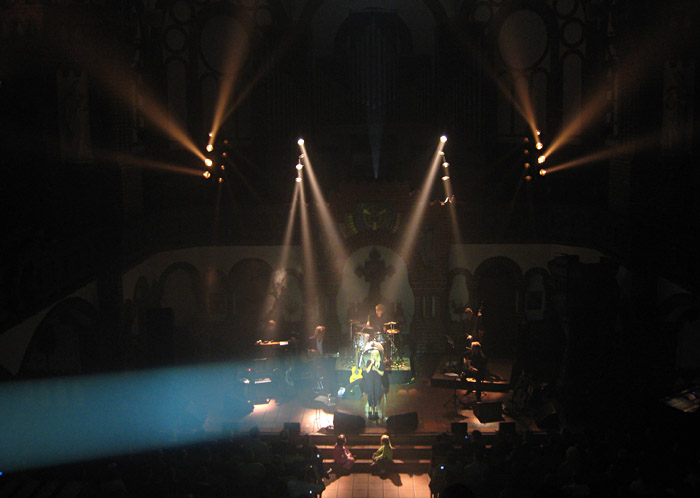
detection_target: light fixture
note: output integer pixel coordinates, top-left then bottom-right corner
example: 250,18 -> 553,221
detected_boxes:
296,162 -> 303,171
524,162 -> 530,169
539,169 -> 547,176
297,138 -> 304,145
203,171 -> 211,179
442,175 -> 450,181
440,135 -> 447,143
536,142 -> 543,150
206,144 -> 213,152
442,161 -> 449,168
204,158 -> 213,167
525,175 -> 532,181
538,155 -> 546,164
295,176 -> 302,183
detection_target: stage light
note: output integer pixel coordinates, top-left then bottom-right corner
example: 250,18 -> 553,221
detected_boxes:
539,169 -> 547,176
523,137 -> 530,143
297,138 -> 304,145
442,175 -> 450,181
536,129 -> 541,136
538,155 -> 546,164
203,171 -> 211,179
523,149 -> 529,155
440,135 -> 447,143
439,151 -> 445,156
524,162 -> 530,168
204,158 -> 213,167
536,142 -> 543,150
442,162 -> 449,168
295,176 -> 302,183
218,177 -> 223,183
208,132 -> 213,137
206,144 -> 213,152
222,152 -> 227,157
525,175 -> 532,181
296,162 -> 303,170
220,165 -> 225,170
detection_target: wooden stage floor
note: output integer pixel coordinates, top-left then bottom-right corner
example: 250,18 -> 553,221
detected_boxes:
202,353 -> 537,437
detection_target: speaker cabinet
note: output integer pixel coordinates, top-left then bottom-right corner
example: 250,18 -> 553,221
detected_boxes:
386,412 -> 419,433
451,422 -> 469,435
475,401 -> 502,423
333,410 -> 365,433
284,422 -> 301,437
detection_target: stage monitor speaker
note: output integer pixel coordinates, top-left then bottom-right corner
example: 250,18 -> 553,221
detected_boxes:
386,412 -> 418,433
284,422 -> 301,437
475,401 -> 503,423
334,410 -> 365,433
451,422 -> 469,435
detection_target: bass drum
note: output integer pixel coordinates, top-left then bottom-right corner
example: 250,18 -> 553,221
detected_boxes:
354,332 -> 370,352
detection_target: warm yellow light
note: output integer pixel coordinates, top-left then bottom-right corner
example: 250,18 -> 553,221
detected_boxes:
204,158 -> 213,167
222,152 -> 227,157
440,135 -> 447,143
442,175 -> 450,181
208,132 -> 213,137
218,177 -> 223,183
538,155 -> 546,164
523,137 -> 530,143
539,169 -> 547,176
524,162 -> 530,169
442,162 -> 449,168
297,138 -> 304,145
536,129 -> 541,136
525,175 -> 532,181
523,149 -> 529,155
295,176 -> 302,183
203,171 -> 211,179
221,165 -> 225,170
296,162 -> 303,170
206,144 -> 213,152
536,142 -> 543,150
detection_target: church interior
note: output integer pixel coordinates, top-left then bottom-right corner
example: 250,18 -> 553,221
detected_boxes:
1,1 -> 700,497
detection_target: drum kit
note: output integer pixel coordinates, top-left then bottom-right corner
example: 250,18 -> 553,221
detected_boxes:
352,320 -> 401,365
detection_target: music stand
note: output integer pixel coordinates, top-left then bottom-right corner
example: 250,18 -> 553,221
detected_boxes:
442,372 -> 465,407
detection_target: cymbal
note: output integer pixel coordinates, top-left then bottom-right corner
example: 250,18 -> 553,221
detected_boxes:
384,321 -> 398,326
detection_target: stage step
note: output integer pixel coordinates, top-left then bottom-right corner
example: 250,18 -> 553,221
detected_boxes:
323,458 -> 432,474
317,444 -> 433,460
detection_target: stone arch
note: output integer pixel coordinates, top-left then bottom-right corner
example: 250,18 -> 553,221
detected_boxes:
474,256 -> 524,358
228,258 -> 274,348
523,267 -> 551,321
447,268 -> 476,322
19,297 -> 99,378
157,262 -> 203,363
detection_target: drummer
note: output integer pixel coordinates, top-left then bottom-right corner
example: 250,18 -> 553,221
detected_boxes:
366,303 -> 389,339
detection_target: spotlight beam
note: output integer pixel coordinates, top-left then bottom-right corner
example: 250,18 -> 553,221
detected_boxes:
298,171 -> 321,330
297,142 -> 349,275
96,150 -> 203,177
262,181 -> 300,322
57,19 -> 206,163
396,137 -> 447,269
541,134 -> 656,176
207,6 -> 256,146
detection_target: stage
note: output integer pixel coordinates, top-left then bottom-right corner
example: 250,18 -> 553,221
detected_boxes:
200,352 -> 537,439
